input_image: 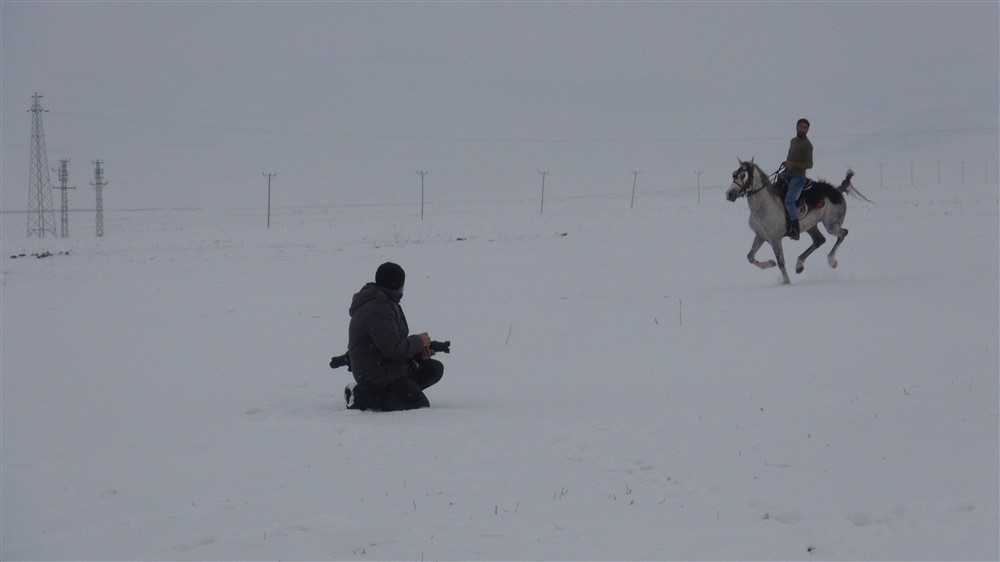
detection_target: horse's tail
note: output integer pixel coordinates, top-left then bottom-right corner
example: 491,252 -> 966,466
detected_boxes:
838,168 -> 875,204
836,169 -> 854,193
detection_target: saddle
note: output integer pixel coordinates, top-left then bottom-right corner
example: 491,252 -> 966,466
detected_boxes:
775,175 -> 826,219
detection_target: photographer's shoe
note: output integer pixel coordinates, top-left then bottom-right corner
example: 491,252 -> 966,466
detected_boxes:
345,383 -> 357,409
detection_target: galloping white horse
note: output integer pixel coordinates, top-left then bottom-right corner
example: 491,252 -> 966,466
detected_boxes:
725,159 -> 852,284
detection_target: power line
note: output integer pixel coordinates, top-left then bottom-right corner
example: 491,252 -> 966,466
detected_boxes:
47,109 -> 998,145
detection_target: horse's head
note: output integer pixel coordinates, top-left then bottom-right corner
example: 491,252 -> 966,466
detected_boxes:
725,159 -> 758,202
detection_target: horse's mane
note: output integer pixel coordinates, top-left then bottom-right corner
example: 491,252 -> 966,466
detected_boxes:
748,161 -> 776,194
752,162 -> 774,187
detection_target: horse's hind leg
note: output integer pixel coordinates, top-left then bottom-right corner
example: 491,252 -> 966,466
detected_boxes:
795,226 -> 826,274
747,234 -> 776,269
822,208 -> 849,268
827,226 -> 848,268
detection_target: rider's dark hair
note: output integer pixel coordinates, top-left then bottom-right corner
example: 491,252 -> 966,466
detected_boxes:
797,118 -> 810,127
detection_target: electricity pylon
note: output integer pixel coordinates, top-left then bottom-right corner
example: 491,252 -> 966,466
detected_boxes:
92,160 -> 107,237
53,159 -> 75,238
27,93 -> 57,238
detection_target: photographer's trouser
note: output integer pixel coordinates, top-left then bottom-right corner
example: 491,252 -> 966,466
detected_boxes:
380,359 -> 444,412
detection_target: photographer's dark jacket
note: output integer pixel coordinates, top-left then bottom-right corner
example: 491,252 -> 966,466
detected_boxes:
348,283 -> 424,388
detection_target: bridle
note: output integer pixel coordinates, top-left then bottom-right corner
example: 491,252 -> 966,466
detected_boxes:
731,162 -> 781,199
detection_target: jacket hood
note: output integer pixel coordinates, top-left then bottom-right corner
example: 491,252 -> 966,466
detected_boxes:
349,282 -> 402,316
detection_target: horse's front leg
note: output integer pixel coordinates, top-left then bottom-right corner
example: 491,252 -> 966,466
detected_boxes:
770,239 -> 791,284
795,226 -> 826,274
747,234 -> 775,269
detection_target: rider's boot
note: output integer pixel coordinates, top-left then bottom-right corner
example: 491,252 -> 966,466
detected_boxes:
786,218 -> 800,240
783,207 -> 794,239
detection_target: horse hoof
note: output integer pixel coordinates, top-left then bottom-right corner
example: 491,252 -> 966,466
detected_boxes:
796,262 -> 805,274
828,256 -> 838,268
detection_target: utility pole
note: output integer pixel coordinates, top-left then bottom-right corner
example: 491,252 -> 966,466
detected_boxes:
91,160 -> 107,237
27,93 -> 57,238
263,172 -> 276,228
417,171 -> 428,220
695,170 -> 704,206
539,171 -> 549,214
879,163 -> 884,190
53,159 -> 75,238
630,170 -> 640,209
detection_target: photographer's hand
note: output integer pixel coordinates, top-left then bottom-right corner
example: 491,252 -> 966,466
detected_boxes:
417,332 -> 435,359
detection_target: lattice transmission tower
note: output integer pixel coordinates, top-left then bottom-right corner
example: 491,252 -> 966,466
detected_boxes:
91,160 -> 107,237
53,159 -> 75,238
27,93 -> 57,238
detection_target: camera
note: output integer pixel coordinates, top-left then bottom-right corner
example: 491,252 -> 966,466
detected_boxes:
329,352 -> 351,371
429,340 -> 451,354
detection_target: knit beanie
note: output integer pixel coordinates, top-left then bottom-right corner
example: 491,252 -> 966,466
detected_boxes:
375,262 -> 405,291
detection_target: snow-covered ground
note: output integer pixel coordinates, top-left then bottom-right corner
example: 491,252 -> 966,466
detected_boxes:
2,178 -> 997,560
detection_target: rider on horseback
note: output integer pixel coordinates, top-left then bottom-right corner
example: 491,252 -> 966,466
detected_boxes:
782,118 -> 813,240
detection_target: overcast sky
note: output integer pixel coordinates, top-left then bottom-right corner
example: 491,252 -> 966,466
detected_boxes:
2,1 -> 997,211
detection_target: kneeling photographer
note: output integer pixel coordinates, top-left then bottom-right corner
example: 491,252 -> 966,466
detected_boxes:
338,262 -> 446,411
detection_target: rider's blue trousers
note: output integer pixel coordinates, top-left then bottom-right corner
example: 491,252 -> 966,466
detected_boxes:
785,176 -> 806,219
